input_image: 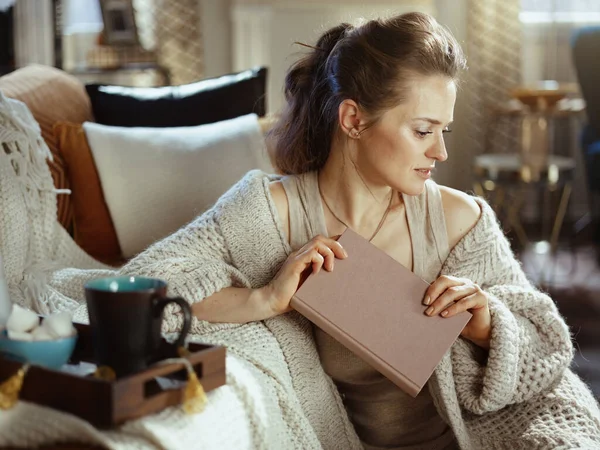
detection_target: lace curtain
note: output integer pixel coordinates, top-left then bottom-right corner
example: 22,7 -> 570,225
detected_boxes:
134,0 -> 204,85
464,0 -> 522,156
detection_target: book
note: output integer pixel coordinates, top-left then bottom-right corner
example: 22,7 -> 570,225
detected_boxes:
291,228 -> 472,397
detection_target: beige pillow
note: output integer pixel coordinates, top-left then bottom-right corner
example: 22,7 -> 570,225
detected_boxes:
83,114 -> 273,258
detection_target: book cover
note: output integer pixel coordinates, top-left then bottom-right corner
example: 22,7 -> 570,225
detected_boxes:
291,228 -> 472,397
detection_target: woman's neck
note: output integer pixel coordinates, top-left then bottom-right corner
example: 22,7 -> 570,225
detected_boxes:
317,140 -> 397,233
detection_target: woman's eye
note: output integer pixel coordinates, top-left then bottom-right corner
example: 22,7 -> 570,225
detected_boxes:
442,128 -> 452,134
416,130 -> 433,137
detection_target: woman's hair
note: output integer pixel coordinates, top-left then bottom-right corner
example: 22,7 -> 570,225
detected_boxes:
267,12 -> 467,175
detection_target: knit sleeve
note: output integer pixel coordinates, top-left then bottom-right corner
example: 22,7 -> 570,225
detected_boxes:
119,205 -> 252,335
117,170 -> 289,336
440,200 -> 573,415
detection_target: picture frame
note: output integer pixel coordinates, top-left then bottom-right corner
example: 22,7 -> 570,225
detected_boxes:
99,0 -> 138,46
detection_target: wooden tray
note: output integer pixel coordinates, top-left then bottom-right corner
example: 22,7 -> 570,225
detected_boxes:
0,323 -> 226,428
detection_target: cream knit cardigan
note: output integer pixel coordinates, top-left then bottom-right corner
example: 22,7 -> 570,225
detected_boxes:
1,93 -> 599,449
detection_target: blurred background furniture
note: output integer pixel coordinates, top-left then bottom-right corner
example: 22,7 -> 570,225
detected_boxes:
68,62 -> 169,87
473,86 -> 584,284
572,25 -> 600,263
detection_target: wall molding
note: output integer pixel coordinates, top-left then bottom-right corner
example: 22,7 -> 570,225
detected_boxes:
13,0 -> 54,67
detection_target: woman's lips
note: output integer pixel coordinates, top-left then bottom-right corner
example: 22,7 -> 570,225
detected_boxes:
415,168 -> 432,179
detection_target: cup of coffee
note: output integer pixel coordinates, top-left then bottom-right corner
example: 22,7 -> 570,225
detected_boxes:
85,276 -> 192,377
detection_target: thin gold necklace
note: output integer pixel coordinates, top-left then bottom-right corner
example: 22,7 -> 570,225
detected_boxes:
318,178 -> 395,243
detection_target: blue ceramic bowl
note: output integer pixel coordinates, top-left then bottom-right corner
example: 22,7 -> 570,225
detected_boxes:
0,330 -> 77,369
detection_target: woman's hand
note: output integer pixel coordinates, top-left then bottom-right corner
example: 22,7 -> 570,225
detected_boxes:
423,275 -> 491,349
260,235 -> 348,317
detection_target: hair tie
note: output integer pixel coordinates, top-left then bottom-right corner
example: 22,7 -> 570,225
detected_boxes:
294,41 -> 326,52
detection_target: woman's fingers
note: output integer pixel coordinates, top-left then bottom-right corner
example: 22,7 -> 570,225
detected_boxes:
299,242 -> 346,274
313,235 -> 348,260
440,293 -> 482,318
297,235 -> 348,272
425,284 -> 477,316
423,275 -> 464,306
310,250 -> 325,275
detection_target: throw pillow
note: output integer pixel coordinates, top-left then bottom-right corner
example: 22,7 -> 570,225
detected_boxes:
85,67 -> 267,128
83,114 -> 273,258
52,122 -> 122,266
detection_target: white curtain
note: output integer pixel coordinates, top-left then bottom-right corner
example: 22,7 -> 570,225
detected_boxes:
13,0 -> 55,67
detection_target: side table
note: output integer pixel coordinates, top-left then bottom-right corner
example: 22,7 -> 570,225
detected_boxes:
474,153 -> 576,252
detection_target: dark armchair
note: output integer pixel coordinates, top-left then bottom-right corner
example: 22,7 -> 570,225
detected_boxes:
572,26 -> 600,253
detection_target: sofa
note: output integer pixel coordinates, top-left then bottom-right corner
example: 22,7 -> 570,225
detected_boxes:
0,64 -> 275,266
0,64 -> 277,449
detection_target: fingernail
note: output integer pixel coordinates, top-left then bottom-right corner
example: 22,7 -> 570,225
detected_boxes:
424,296 -> 430,305
425,306 -> 433,316
441,310 -> 448,317
343,249 -> 348,258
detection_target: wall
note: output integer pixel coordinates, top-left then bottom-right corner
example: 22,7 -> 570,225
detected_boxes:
431,0 -> 470,191
13,0 -> 54,68
230,0 -> 435,114
200,0 -> 232,78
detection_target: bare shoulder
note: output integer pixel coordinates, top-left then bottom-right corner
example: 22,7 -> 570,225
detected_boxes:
438,185 -> 482,249
268,180 -> 290,241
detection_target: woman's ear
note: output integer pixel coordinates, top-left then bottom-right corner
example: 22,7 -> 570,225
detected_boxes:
338,100 -> 365,138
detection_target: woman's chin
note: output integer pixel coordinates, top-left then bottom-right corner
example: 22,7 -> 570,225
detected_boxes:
397,180 -> 428,197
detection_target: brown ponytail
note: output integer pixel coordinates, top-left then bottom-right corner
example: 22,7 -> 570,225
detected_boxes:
267,12 -> 466,175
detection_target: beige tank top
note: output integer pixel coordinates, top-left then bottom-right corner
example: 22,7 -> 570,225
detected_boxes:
281,171 -> 458,450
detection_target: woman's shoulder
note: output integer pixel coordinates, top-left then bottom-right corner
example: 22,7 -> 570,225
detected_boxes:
268,179 -> 290,241
436,184 -> 482,249
210,169 -> 290,252
211,169 -> 282,219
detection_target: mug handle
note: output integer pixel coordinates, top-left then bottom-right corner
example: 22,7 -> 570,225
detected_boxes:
154,296 -> 192,349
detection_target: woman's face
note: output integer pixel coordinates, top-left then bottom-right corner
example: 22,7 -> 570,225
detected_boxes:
355,75 -> 456,196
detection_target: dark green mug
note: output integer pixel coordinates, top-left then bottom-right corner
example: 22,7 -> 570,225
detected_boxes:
85,276 -> 192,377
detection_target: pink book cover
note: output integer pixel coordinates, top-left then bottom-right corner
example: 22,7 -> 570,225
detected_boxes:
291,228 -> 472,397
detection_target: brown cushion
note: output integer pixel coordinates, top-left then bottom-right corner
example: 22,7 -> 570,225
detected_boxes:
53,122 -> 122,265
0,65 -> 94,231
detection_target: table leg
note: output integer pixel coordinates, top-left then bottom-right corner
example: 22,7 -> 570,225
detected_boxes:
550,182 -> 572,253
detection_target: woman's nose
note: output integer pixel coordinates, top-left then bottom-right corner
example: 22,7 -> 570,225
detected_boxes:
427,135 -> 448,162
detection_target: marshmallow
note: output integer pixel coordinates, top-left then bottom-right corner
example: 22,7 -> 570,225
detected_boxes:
42,311 -> 75,338
7,330 -> 33,341
31,324 -> 55,341
6,304 -> 39,333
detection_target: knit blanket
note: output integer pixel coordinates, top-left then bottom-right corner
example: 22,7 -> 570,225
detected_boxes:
1,93 -> 599,449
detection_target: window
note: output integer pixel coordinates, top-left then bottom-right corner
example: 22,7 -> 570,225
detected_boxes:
520,0 -> 600,83
521,0 -> 600,23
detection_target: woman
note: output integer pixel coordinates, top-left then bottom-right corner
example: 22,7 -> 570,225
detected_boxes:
119,11 -> 600,450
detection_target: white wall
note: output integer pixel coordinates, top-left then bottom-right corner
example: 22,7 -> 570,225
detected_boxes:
230,0 -> 436,114
13,0 -> 54,67
431,0 -> 470,190
200,0 -> 233,78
